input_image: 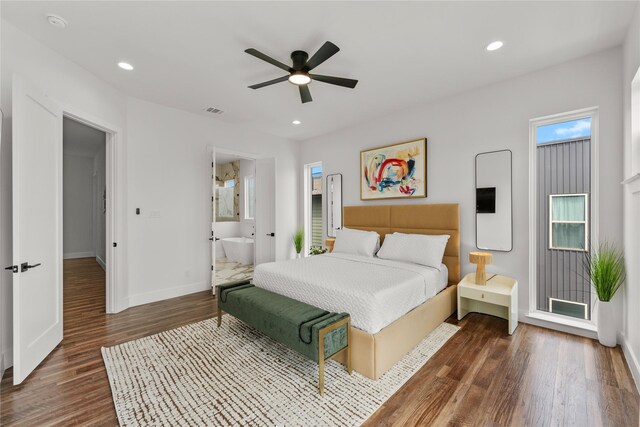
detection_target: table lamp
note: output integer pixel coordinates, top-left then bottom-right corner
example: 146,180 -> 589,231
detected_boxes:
469,252 -> 493,285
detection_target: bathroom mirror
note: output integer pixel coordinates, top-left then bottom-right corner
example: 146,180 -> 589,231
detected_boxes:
326,174 -> 343,238
475,150 -> 512,251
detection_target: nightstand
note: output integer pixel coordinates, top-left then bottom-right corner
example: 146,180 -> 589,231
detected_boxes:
457,273 -> 518,335
325,238 -> 336,253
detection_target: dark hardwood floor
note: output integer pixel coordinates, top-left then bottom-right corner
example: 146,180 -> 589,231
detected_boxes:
1,258 -> 638,426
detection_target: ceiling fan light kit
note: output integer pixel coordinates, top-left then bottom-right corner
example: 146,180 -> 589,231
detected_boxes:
245,41 -> 358,104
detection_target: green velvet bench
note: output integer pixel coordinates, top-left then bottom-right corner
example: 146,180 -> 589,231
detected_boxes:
216,280 -> 352,394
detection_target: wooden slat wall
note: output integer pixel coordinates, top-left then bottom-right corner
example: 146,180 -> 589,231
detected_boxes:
536,138 -> 591,318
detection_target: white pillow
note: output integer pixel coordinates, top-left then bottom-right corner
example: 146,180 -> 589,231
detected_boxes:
332,227 -> 380,257
376,233 -> 450,269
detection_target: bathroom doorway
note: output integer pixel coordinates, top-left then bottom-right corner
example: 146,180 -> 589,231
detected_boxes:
211,151 -> 257,289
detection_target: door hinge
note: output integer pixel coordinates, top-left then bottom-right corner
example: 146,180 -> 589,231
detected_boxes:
4,265 -> 18,273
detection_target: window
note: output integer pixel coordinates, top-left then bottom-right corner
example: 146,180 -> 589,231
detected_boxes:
549,194 -> 588,251
244,175 -> 255,220
536,117 -> 592,145
529,107 -> 597,324
303,162 -> 323,255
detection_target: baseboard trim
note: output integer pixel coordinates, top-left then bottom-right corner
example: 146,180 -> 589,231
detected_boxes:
518,312 -> 598,340
2,347 -> 13,372
0,353 -> 4,380
621,333 -> 640,393
96,256 -> 106,270
128,281 -> 209,308
63,251 -> 95,260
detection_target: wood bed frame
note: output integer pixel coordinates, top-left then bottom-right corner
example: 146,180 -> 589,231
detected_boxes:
331,203 -> 460,380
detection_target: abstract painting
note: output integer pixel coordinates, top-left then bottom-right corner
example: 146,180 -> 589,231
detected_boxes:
360,138 -> 427,200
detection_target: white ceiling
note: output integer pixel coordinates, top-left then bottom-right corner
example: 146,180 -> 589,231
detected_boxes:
3,1 -> 637,141
63,117 -> 105,158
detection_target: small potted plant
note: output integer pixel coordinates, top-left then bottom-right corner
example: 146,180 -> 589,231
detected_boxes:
585,242 -> 626,347
293,229 -> 304,259
309,246 -> 328,256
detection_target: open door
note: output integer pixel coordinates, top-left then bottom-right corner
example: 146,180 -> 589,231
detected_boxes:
9,75 -> 63,384
255,157 -> 276,265
210,152 -> 216,294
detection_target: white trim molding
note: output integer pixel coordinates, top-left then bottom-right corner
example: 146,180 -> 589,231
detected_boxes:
96,256 -> 106,271
2,347 -> 13,371
128,281 -> 209,308
622,173 -> 640,194
621,332 -> 640,393
63,251 -> 95,259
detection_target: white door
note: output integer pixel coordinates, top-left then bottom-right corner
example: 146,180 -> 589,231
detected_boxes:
11,75 -> 63,384
255,157 -> 276,265
210,152 -> 216,293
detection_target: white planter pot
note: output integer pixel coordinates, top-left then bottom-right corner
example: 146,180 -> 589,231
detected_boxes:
597,300 -> 617,347
295,253 -> 302,259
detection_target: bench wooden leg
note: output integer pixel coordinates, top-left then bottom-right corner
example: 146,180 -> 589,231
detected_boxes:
346,320 -> 352,375
217,306 -> 222,327
319,326 -> 325,395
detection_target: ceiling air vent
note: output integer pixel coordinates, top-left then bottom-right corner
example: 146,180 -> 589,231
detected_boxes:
203,107 -> 224,115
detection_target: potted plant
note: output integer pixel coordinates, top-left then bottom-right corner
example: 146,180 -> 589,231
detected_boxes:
585,242 -> 626,347
309,246 -> 328,256
293,229 -> 304,259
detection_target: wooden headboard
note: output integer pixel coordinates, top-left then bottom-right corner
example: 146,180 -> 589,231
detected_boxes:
343,204 -> 460,285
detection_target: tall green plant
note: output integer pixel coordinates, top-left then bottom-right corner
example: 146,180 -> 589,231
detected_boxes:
293,229 -> 305,254
585,242 -> 626,302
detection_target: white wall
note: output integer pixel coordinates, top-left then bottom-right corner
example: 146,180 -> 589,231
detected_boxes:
0,21 -> 299,371
123,97 -> 298,307
622,4 -> 640,391
63,154 -> 96,258
300,47 -> 624,338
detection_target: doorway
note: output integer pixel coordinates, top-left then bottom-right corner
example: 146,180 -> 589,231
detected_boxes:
211,152 -> 256,288
62,117 -> 107,312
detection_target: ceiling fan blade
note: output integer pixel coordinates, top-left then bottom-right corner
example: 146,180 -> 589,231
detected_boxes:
309,74 -> 358,89
245,48 -> 291,72
248,76 -> 289,89
299,85 -> 313,103
304,41 -> 340,70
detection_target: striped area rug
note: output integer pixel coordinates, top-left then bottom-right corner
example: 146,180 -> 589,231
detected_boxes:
102,317 -> 459,426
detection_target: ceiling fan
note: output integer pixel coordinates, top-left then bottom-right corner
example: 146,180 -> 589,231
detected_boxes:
245,41 -> 358,104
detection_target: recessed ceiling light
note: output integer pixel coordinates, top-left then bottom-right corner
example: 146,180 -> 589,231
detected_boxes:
46,14 -> 68,29
486,41 -> 504,51
292,120 -> 301,125
118,62 -> 134,71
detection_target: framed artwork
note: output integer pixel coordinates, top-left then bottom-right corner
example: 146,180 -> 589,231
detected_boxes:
360,138 -> 427,200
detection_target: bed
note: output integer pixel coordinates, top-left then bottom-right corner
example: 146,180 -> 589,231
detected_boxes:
253,204 -> 460,380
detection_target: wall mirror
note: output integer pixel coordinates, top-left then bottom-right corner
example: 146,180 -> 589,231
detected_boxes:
326,174 -> 343,237
475,150 -> 512,251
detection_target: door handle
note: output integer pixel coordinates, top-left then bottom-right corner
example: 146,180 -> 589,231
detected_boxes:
4,265 -> 18,273
266,233 -> 275,237
21,262 -> 41,272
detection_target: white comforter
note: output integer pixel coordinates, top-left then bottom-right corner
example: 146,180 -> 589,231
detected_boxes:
252,253 -> 448,334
